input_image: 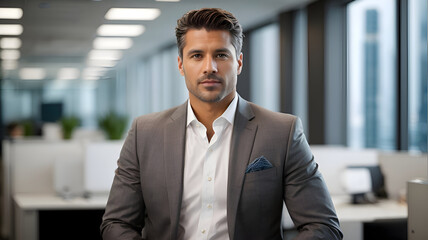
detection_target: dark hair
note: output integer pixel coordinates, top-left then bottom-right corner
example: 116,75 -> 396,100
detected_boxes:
175,8 -> 243,58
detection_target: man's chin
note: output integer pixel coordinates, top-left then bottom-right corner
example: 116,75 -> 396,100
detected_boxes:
195,92 -> 223,103
197,95 -> 222,103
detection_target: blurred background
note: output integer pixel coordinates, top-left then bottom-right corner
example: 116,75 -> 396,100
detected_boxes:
0,0 -> 427,239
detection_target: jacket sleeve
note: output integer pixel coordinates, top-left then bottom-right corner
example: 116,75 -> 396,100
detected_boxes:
283,117 -> 343,240
100,119 -> 145,240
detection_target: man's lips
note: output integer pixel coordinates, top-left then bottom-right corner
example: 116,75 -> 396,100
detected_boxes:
200,79 -> 221,84
200,80 -> 221,88
198,74 -> 223,85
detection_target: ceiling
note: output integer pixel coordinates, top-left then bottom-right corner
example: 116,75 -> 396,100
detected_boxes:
0,0 -> 314,87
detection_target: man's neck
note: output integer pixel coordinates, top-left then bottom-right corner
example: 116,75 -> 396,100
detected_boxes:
189,93 -> 235,141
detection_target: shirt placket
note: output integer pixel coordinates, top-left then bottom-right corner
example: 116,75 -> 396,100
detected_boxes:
191,123 -> 209,239
197,121 -> 225,239
198,147 -> 215,239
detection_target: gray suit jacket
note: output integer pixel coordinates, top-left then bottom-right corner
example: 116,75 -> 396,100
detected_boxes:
101,96 -> 342,240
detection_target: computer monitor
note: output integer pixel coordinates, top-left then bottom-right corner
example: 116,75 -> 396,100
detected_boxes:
41,102 -> 63,122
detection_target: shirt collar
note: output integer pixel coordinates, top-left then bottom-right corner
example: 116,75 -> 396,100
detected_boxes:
186,93 -> 238,127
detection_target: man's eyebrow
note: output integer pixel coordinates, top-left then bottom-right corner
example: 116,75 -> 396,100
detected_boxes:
215,48 -> 232,54
186,48 -> 233,57
186,49 -> 203,56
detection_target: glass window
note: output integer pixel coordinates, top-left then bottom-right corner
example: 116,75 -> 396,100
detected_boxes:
293,9 -> 308,132
1,82 -> 33,123
347,0 -> 397,150
116,47 -> 187,117
142,47 -> 187,114
408,0 -> 427,152
250,23 -> 280,112
161,47 -> 188,109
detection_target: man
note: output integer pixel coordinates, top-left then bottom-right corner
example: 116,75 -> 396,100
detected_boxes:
101,8 -> 342,240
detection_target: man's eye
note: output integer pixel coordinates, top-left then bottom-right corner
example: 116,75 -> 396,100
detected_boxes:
217,53 -> 228,58
191,54 -> 202,59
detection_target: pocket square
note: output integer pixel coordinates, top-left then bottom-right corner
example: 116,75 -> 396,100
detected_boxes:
245,156 -> 273,173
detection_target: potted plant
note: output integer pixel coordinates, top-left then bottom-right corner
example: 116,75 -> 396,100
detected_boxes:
98,112 -> 128,140
21,120 -> 35,136
60,116 -> 80,139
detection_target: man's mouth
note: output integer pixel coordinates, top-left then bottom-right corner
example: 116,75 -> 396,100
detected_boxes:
199,74 -> 223,86
200,80 -> 221,88
200,79 -> 221,84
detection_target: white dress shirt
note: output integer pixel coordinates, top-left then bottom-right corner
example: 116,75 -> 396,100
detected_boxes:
179,95 -> 238,240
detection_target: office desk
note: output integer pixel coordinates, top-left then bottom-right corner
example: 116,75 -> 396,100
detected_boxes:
14,194 -> 108,240
14,194 -> 407,240
332,196 -> 407,240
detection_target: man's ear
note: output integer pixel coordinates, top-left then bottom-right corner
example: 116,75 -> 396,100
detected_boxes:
237,52 -> 243,75
178,56 -> 185,76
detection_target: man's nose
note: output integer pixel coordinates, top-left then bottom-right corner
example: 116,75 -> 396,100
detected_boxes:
203,57 -> 218,74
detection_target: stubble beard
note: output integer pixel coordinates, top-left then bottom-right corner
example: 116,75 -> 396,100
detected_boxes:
190,74 -> 226,103
190,86 -> 224,103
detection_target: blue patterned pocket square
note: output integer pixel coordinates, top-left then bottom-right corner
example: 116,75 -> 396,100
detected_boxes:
245,156 -> 273,173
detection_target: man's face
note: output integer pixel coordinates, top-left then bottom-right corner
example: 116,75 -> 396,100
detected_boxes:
178,29 -> 243,104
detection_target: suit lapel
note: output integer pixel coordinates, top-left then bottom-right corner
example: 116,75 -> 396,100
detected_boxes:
164,102 -> 187,240
227,96 -> 257,240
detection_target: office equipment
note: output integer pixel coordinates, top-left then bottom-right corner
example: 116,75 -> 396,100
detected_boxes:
310,146 -> 379,195
343,165 -> 387,204
40,102 -> 63,122
407,179 -> 428,240
342,167 -> 372,194
54,156 -> 84,199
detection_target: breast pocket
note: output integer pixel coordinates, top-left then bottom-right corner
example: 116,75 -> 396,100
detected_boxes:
244,167 -> 277,183
243,166 -> 282,206
240,166 -> 282,230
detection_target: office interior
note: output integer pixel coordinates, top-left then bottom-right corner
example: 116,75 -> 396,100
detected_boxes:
0,0 -> 427,239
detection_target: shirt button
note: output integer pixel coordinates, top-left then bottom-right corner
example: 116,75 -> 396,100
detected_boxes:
208,177 -> 212,181
201,229 -> 206,234
207,204 -> 212,209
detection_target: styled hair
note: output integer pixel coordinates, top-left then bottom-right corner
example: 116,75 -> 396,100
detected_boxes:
175,8 -> 243,58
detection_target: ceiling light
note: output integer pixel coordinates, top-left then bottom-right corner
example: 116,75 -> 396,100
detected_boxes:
1,38 -> 22,49
20,68 -> 46,80
58,68 -> 80,80
82,67 -> 107,80
83,67 -> 107,77
0,24 -> 23,35
83,76 -> 100,80
0,8 -> 23,19
1,60 -> 18,70
88,50 -> 123,61
1,50 -> 20,60
93,37 -> 133,49
87,59 -> 117,68
105,8 -> 160,20
97,24 -> 145,37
